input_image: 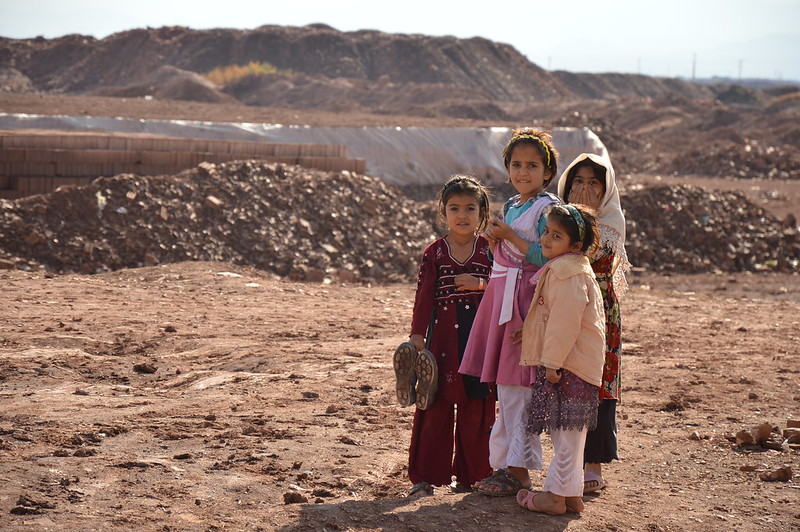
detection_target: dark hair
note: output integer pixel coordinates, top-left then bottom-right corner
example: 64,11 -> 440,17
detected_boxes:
545,203 -> 599,254
502,128 -> 559,188
437,174 -> 491,233
563,158 -> 607,203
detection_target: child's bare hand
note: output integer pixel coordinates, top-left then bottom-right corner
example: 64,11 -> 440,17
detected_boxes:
488,218 -> 514,241
569,184 -> 601,209
545,367 -> 562,384
409,334 -> 425,352
509,328 -> 523,345
483,220 -> 498,243
454,273 -> 480,291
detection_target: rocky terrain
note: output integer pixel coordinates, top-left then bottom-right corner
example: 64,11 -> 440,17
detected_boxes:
0,160 -> 798,280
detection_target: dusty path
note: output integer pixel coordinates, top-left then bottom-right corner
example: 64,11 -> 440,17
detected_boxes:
1,262 -> 798,531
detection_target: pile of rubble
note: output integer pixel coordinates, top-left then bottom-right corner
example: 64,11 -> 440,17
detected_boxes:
0,164 -> 797,280
623,183 -> 798,273
0,161 -> 437,283
672,140 -> 797,181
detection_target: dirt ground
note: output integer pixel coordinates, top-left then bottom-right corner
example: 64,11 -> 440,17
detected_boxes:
1,262 -> 798,532
1,93 -> 799,531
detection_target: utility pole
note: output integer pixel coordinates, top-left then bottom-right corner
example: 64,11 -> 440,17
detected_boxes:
692,53 -> 696,80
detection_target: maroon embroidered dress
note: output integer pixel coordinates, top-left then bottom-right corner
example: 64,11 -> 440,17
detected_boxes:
407,235 -> 495,488
410,236 -> 492,404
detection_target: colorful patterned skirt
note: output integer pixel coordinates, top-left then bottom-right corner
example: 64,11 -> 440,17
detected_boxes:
525,366 -> 599,435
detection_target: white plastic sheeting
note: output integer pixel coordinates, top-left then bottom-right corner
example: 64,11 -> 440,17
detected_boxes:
0,113 -> 607,186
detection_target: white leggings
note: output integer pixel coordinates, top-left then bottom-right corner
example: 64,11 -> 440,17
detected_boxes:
541,427 -> 588,497
489,384 -> 542,470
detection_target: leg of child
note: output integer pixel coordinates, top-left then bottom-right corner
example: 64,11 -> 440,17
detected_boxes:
408,398 -> 456,488
478,384 -> 539,493
584,398 -> 618,492
453,396 -> 495,489
539,427 -> 588,514
505,385 -> 542,487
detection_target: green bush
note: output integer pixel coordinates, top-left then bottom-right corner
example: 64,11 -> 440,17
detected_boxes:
204,62 -> 287,86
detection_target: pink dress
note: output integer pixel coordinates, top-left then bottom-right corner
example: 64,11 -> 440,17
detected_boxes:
459,193 -> 558,386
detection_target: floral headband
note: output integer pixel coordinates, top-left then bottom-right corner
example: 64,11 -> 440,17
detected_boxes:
563,204 -> 586,242
510,134 -> 552,166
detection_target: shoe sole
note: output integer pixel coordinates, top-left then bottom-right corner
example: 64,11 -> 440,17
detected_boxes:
414,348 -> 438,410
393,342 -> 417,407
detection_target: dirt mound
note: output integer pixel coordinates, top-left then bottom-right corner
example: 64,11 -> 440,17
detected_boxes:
1,164 -> 796,278
0,26 -> 560,103
624,183 -> 799,272
225,72 -> 510,119
94,65 -> 237,104
0,162 -> 436,281
539,95 -> 800,179
0,25 -> 756,110
0,67 -> 33,93
2,26 -> 799,182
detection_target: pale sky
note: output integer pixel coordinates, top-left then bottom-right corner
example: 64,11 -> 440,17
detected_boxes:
2,0 -> 799,81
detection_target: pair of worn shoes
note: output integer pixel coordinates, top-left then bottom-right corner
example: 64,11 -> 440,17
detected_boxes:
393,342 -> 438,410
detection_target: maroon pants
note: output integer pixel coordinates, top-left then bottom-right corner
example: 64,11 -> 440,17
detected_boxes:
408,395 -> 495,487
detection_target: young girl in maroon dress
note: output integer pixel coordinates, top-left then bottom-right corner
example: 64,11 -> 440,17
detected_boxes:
394,175 -> 495,497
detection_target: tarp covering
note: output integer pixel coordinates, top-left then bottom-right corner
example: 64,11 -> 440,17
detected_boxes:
0,114 -> 607,186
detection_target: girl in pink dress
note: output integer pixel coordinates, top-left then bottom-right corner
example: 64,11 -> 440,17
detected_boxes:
459,129 -> 561,495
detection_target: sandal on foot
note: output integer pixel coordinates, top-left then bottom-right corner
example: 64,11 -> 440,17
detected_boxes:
393,342 -> 417,407
451,482 -> 473,493
516,489 -> 565,515
475,469 -> 525,497
408,481 -> 434,497
583,472 -> 608,494
414,348 -> 438,410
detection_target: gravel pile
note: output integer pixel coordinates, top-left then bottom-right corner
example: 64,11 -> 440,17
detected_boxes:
0,164 -> 797,279
672,141 -> 797,180
623,183 -> 798,273
0,161 -> 436,282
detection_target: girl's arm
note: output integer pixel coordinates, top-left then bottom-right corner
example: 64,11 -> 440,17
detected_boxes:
453,273 -> 484,292
409,333 -> 426,352
524,214 -> 548,267
409,243 -> 437,350
488,214 -> 549,267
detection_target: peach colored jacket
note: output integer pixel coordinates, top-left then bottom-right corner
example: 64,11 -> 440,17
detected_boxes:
520,253 -> 605,387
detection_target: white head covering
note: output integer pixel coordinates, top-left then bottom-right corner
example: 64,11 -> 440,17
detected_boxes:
557,152 -> 631,298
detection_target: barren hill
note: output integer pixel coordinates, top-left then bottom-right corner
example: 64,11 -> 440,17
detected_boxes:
2,24 -> 800,182
0,24 -> 756,109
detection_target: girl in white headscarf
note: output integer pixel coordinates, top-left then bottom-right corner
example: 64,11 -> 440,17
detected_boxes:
557,153 -> 631,494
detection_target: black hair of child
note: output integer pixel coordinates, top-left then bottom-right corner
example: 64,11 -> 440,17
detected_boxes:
562,157 -> 608,204
546,204 -> 600,254
501,128 -> 560,188
437,174 -> 491,233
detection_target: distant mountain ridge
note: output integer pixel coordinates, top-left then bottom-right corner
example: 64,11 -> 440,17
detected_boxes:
0,23 -> 756,117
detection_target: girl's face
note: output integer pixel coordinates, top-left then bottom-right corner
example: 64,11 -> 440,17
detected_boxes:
568,166 -> 605,208
444,193 -> 481,238
541,217 -> 582,259
508,144 -> 551,202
